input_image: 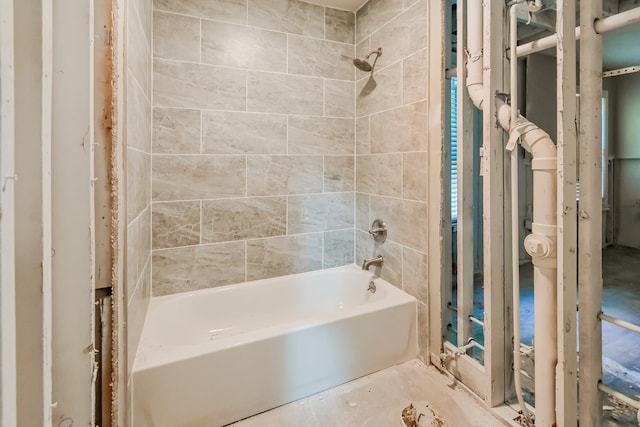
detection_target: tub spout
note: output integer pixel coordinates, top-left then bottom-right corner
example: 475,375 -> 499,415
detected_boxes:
362,255 -> 383,271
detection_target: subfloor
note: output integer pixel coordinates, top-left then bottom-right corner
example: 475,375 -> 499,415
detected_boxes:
229,359 -> 510,427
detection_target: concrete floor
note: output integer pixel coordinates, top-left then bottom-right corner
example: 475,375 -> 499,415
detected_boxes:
229,360 -> 510,427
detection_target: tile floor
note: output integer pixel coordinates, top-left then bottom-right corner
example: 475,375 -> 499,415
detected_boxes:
229,359 -> 510,427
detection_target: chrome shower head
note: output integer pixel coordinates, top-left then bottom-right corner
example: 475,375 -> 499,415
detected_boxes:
353,47 -> 383,73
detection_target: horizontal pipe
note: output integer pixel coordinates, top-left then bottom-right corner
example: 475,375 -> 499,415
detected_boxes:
600,312 -> 640,334
516,6 -> 640,57
468,315 -> 485,327
447,302 -> 458,312
598,383 -> 640,410
603,65 -> 640,78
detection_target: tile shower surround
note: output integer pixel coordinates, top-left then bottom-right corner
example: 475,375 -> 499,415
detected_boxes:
151,0 -> 358,296
354,0 -> 430,360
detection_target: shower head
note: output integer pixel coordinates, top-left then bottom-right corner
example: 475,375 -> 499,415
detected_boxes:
353,47 -> 383,73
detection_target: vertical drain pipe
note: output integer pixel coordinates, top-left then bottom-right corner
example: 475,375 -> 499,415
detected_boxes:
466,1 -> 558,424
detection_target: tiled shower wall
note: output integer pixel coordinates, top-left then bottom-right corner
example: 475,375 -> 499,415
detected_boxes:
151,0 -> 357,296
354,0 -> 430,359
126,0 -> 153,376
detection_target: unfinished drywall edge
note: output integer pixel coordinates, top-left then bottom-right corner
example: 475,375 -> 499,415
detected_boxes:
110,0 -> 126,425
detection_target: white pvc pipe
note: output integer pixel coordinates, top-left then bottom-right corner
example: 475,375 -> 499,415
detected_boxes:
467,1 -> 558,424
516,6 -> 640,58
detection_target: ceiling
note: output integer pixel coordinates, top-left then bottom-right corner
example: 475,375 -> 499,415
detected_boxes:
305,0 -> 368,12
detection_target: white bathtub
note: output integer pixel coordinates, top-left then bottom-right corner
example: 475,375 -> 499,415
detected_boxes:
132,265 -> 417,427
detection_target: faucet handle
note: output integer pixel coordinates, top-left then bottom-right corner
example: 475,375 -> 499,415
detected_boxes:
368,219 -> 387,244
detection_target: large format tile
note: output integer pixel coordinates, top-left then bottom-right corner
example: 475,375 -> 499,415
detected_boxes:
128,7 -> 152,98
324,156 -> 354,192
402,246 -> 428,303
202,111 -> 287,154
325,8 -> 355,44
369,195 -> 427,252
127,257 -> 151,375
154,59 -> 246,110
201,197 -> 286,243
325,80 -> 355,118
287,36 -> 354,81
248,0 -> 324,38
247,234 -> 323,281
369,0 -> 428,69
355,192 -> 369,232
152,242 -> 246,296
323,229 -> 355,268
355,0 -> 403,43
287,193 -> 354,234
201,21 -> 286,72
356,116 -> 370,154
355,154 -> 402,197
247,71 -> 323,115
403,49 -> 428,104
246,155 -> 323,196
356,61 -> 402,117
152,201 -> 201,249
402,151 -> 427,201
127,206 -> 152,302
288,117 -> 354,155
153,11 -> 200,63
153,0 -> 246,24
127,75 -> 152,153
370,101 -> 427,153
152,107 -> 201,154
127,148 -> 151,223
152,155 -> 245,201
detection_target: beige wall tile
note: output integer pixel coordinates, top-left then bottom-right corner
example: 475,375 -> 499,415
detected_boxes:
356,116 -> 370,154
355,192 -> 369,232
153,0 -> 246,24
152,241 -> 246,296
402,152 -> 427,201
369,195 -> 427,252
324,156 -> 354,192
403,49 -> 428,104
201,21 -> 287,72
402,247 -> 428,303
324,229 -> 355,268
135,0 -> 153,42
287,36 -> 354,81
127,257 -> 151,375
152,155 -> 245,201
325,8 -> 355,44
356,61 -> 402,116
287,192 -> 354,234
127,75 -> 152,153
152,201 -> 201,249
247,155 -> 323,196
126,207 -> 152,302
247,233 -> 323,281
356,154 -> 402,197
288,116 -> 354,155
201,197 -> 286,243
154,59 -> 246,110
202,111 -> 287,154
356,37 -> 371,59
247,71 -> 323,115
417,301 -> 429,362
248,0 -> 324,38
128,7 -> 152,98
152,107 -> 201,154
355,0 -> 403,43
325,80 -> 355,118
369,0 -> 427,69
370,101 -> 427,153
153,11 -> 200,63
127,148 -> 151,223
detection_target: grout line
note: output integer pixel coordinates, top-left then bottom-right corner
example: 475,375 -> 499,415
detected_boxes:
199,199 -> 203,245
145,105 -> 356,120
199,18 -> 202,64
150,191 -> 356,205
245,156 -> 248,197
244,240 -> 248,282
